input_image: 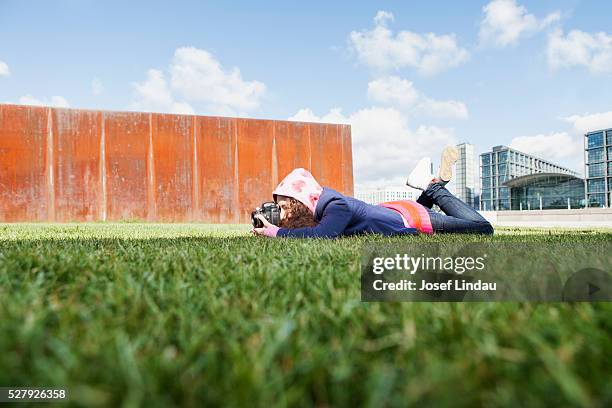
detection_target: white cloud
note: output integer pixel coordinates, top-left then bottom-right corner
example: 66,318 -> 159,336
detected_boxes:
367,76 -> 419,107
349,10 -> 469,75
130,69 -> 194,114
170,47 -> 266,113
18,95 -> 70,108
547,28 -> 612,74
563,111 -> 612,135
288,108 -> 319,122
91,77 -> 104,95
289,106 -> 456,188
0,60 -> 9,77
130,46 -> 266,115
422,99 -> 469,120
367,76 -> 468,119
510,132 -> 583,171
288,107 -> 348,124
373,10 -> 394,27
507,111 -> 612,173
479,0 -> 560,47
51,96 -> 70,107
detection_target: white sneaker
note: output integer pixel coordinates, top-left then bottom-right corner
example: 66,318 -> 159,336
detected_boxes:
438,146 -> 458,183
406,157 -> 434,190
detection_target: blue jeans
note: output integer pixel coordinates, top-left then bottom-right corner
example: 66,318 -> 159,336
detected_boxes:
417,183 -> 494,234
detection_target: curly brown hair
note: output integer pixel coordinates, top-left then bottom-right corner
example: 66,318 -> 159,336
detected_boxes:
278,197 -> 318,229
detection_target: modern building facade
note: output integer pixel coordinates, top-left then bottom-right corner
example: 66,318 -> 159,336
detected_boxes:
455,143 -> 476,208
480,145 -> 580,211
355,186 -> 419,205
584,128 -> 612,207
504,173 -> 585,210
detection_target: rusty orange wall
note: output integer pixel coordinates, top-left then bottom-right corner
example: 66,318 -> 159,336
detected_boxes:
0,104 -> 353,223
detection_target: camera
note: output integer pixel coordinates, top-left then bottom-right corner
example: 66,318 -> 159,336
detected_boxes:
251,202 -> 281,228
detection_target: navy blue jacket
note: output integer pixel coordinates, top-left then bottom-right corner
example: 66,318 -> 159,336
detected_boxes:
276,187 -> 418,238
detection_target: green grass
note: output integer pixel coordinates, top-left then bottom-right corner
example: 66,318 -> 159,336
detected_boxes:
0,223 -> 610,407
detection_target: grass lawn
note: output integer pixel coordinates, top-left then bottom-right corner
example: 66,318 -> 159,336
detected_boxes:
0,223 -> 610,407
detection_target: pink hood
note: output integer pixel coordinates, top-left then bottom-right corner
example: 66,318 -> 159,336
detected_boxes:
272,168 -> 323,214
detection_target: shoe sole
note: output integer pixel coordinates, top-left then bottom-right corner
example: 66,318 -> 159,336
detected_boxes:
405,181 -> 422,190
439,146 -> 459,182
405,178 -> 423,190
406,157 -> 432,190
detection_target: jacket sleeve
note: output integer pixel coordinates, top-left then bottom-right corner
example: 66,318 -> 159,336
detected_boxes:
276,198 -> 352,238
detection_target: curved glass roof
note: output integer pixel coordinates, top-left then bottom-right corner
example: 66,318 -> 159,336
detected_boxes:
503,172 -> 583,188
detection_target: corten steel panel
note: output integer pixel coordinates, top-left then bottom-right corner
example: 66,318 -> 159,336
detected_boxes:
104,111 -> 150,221
308,123 -> 325,186
237,118 -> 275,222
52,109 -> 102,222
196,116 -> 239,223
274,121 -> 311,183
323,124 -> 344,192
151,113 -> 194,222
308,123 -> 346,192
340,124 -> 354,196
0,105 -> 49,221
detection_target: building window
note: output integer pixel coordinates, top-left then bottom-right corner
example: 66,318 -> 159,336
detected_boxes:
587,132 -> 604,149
482,166 -> 490,177
608,161 -> 612,175
607,130 -> 612,146
588,148 -> 605,163
588,162 -> 605,178
588,194 -> 606,207
498,151 -> 508,163
587,178 -> 605,193
608,146 -> 612,160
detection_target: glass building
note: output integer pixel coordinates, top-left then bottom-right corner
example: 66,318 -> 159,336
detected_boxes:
584,128 -> 612,207
455,143 -> 476,208
480,145 -> 580,211
504,173 -> 585,210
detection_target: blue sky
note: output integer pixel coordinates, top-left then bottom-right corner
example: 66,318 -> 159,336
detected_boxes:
1,0 -> 611,187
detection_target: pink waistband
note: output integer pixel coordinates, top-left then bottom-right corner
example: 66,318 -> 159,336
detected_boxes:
379,200 -> 434,234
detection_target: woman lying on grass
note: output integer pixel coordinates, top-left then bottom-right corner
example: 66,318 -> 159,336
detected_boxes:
252,146 -> 493,238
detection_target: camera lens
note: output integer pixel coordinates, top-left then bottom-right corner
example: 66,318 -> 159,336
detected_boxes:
251,210 -> 262,228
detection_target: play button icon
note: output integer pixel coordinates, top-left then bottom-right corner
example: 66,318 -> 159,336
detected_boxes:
562,268 -> 612,302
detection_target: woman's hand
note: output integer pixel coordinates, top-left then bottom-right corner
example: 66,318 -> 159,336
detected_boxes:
252,214 -> 276,236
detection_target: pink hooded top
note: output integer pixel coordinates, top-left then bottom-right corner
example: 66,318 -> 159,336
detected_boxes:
272,168 -> 323,214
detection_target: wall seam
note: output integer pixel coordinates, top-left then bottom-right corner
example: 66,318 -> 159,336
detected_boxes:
100,112 -> 107,221
233,119 -> 239,223
308,124 -> 312,171
147,113 -> 156,220
46,108 -> 55,221
272,124 -> 278,188
192,115 -> 199,220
